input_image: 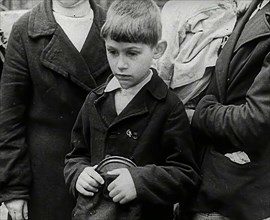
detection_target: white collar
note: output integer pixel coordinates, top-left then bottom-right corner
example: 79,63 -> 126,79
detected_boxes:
52,0 -> 92,18
105,70 -> 153,95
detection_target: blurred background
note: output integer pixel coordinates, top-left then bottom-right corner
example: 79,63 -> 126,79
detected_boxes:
0,0 -> 169,10
0,0 -> 169,39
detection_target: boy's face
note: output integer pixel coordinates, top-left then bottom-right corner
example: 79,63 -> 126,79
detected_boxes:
105,38 -> 156,89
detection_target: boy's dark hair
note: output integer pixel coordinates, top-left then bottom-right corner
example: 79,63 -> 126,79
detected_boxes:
100,0 -> 162,48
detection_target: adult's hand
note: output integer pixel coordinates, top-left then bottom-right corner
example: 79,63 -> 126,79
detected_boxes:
4,199 -> 28,220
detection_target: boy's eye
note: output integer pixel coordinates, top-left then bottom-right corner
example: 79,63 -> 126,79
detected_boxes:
107,49 -> 118,56
126,51 -> 139,57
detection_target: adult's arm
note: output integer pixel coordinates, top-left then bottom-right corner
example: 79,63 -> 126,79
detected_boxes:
192,53 -> 270,151
0,22 -> 32,203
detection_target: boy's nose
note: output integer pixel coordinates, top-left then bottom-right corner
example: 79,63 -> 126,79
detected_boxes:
117,56 -> 128,70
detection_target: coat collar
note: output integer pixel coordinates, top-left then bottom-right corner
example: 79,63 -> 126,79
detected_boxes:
28,0 -> 56,37
214,0 -> 262,103
234,1 -> 270,52
27,0 -> 108,92
93,68 -> 168,101
93,69 -> 168,128
28,0 -> 104,38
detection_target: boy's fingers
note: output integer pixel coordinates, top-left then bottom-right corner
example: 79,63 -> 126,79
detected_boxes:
83,175 -> 100,188
119,197 -> 130,204
107,180 -> 117,191
109,187 -> 120,198
112,193 -> 125,203
84,183 -> 99,193
107,168 -> 124,175
84,167 -> 104,185
90,172 -> 104,185
77,184 -> 94,196
79,179 -> 98,192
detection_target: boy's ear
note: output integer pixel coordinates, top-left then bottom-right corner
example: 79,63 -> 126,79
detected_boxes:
153,40 -> 167,59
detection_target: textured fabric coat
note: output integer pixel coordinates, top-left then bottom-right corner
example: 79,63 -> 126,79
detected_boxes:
190,0 -> 270,219
0,1 -> 111,219
64,71 -> 200,220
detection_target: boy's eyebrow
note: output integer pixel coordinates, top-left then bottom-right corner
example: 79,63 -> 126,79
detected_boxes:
125,46 -> 142,50
106,45 -> 116,49
106,45 -> 142,50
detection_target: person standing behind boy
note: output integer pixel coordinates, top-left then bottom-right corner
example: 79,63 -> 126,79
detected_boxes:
64,0 -> 200,219
0,0 -> 110,220
185,0 -> 270,219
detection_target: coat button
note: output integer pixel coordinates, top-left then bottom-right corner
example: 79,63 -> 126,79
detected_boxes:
132,132 -> 138,140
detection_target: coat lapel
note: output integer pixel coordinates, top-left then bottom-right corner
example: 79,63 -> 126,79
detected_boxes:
234,2 -> 270,52
80,0 -> 109,80
111,71 -> 167,127
94,87 -> 150,128
113,94 -> 149,126
40,27 -> 97,91
80,22 -> 109,80
214,0 -> 261,103
93,70 -> 168,128
28,0 -> 106,91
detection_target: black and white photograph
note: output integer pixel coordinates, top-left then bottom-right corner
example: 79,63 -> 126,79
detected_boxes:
0,0 -> 269,220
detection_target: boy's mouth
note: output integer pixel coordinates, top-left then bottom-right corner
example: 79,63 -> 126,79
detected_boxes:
115,74 -> 131,79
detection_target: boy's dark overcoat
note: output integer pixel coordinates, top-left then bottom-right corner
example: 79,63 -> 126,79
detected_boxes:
64,72 -> 200,220
0,1 -> 111,219
191,0 -> 270,219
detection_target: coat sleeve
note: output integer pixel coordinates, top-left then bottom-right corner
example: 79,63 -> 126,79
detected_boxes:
0,24 -> 32,202
192,53 -> 270,152
64,96 -> 92,197
128,101 -> 200,205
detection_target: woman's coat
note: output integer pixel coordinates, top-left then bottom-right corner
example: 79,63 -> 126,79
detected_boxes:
0,0 -> 111,219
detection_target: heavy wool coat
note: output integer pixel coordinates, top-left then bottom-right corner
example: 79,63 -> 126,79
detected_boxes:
191,0 -> 270,219
64,71 -> 200,220
0,0 -> 111,219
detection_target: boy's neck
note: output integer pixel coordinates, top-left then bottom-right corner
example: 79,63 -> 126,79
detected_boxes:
52,0 -> 91,18
121,69 -> 153,95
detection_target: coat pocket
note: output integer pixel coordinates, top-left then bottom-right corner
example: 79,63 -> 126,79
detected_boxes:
196,147 -> 270,219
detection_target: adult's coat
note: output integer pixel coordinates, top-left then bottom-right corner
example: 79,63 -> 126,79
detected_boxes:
0,0 -> 111,219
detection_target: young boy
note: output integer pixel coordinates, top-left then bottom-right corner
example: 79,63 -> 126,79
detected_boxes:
64,0 -> 200,219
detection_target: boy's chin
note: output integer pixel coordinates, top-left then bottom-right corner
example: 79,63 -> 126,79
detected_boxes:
118,81 -> 133,90
120,84 -> 132,90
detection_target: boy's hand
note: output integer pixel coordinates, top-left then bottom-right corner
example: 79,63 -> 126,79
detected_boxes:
107,168 -> 137,204
76,166 -> 104,196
